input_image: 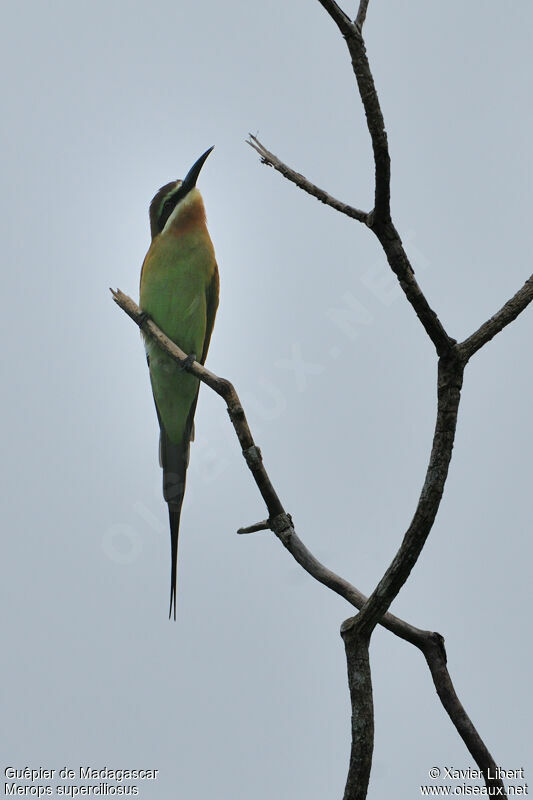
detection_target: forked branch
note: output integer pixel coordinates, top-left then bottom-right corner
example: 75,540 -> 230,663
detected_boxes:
112,288 -> 509,797
247,135 -> 453,356
246,1 -> 531,797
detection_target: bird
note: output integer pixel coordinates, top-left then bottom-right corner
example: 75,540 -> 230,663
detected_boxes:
139,147 -> 219,619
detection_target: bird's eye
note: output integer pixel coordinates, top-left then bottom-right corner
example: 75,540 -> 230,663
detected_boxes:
158,198 -> 175,227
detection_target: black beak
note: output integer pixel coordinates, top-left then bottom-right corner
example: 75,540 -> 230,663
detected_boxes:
181,146 -> 214,195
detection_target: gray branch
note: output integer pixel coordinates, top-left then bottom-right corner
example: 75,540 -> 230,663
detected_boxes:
341,620 -> 373,800
245,2 -> 531,797
459,274 -> 533,361
353,354 -> 464,637
112,288 -> 511,797
247,136 -> 454,356
246,135 -> 369,223
355,0 -> 370,30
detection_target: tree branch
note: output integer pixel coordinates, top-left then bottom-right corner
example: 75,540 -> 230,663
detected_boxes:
237,520 -> 270,534
341,620 -> 373,800
316,5 -> 390,220
352,354 -> 464,637
315,0 -> 353,35
355,0 -> 370,30
111,290 -> 285,518
373,220 -> 455,356
243,2 -> 529,793
111,289 -> 427,644
246,135 -> 369,223
459,274 -> 533,361
422,634 -> 507,797
248,135 -> 454,356
112,288 -> 507,796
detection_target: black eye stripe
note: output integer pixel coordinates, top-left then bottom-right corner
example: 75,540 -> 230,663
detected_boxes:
158,184 -> 187,230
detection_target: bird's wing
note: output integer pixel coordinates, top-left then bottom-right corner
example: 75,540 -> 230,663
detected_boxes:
200,264 -> 220,365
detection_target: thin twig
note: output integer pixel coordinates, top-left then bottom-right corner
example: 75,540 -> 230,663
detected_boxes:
355,0 -> 370,30
237,520 -> 269,534
246,135 -> 369,223
422,635 -> 507,797
459,274 -> 533,361
317,6 -> 390,220
247,136 -> 454,356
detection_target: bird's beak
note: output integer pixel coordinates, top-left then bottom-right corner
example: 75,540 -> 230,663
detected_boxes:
181,146 -> 214,195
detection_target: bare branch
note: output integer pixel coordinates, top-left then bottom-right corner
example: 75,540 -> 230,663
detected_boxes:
111,289 -> 285,517
315,7 -> 458,356
341,620 -> 373,800
355,0 -> 370,30
316,0 -> 353,35
246,135 -> 369,223
315,7 -> 390,220
267,511 -> 419,639
353,354 -> 464,637
344,30 -> 390,222
237,520 -> 269,534
340,623 -> 508,800
335,351 -> 507,792
112,288 -> 507,795
422,635 -> 507,797
112,289 -> 424,644
459,274 -> 533,361
246,138 -> 455,355
373,221 -> 455,356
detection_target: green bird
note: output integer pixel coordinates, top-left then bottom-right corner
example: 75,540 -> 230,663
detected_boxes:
139,147 -> 219,619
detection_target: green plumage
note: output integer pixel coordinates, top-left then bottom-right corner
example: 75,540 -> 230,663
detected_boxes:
141,226 -> 216,445
139,151 -> 218,618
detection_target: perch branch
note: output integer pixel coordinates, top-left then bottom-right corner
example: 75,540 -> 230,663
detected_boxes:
112,288 -> 509,794
111,289 -> 426,643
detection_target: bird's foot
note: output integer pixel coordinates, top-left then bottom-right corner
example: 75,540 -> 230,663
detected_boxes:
180,353 -> 197,371
137,310 -> 151,326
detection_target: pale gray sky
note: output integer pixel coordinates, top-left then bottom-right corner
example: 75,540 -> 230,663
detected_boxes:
2,2 -> 532,798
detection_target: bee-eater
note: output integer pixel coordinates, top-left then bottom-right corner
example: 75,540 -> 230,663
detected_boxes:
139,147 -> 219,619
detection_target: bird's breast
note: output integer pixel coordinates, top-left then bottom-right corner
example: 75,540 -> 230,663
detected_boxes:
139,226 -> 215,349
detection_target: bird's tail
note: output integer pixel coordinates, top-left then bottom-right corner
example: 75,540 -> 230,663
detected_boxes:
160,429 -> 189,620
168,507 -> 182,620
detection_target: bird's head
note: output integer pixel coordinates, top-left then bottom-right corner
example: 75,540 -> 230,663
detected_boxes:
149,146 -> 214,239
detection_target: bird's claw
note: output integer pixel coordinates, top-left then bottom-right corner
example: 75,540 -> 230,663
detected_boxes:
181,353 -> 197,371
137,310 -> 151,326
